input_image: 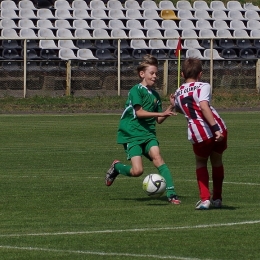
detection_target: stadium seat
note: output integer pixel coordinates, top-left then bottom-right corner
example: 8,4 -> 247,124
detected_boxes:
108,20 -> 126,29
239,48 -> 256,59
39,40 -> 59,49
196,19 -> 213,29
124,0 -> 141,10
193,1 -> 211,10
183,39 -> 203,49
164,29 -> 180,39
108,9 -> 126,19
76,49 -> 97,60
56,28 -> 75,39
75,39 -> 94,49
212,10 -> 231,20
159,0 -> 177,10
147,29 -> 164,39
132,49 -> 148,59
113,49 -> 132,60
72,0 -> 89,10
55,9 -> 73,19
58,40 -> 78,49
73,20 -> 90,29
221,48 -> 238,59
107,0 -> 124,10
18,19 -> 37,29
126,20 -> 144,30
200,39 -> 218,49
166,39 -> 181,49
212,20 -> 229,30
37,9 -> 55,19
20,28 -> 38,39
216,29 -> 233,38
236,39 -> 252,49
40,61 -> 59,71
228,10 -> 246,20
233,29 -> 249,38
91,9 -> 108,19
95,49 -> 116,60
203,49 -> 224,60
73,9 -> 91,19
247,20 -> 260,30
90,19 -> 108,29
143,9 -> 162,20
160,10 -> 179,20
1,9 -> 19,19
55,20 -> 72,29
148,39 -> 167,49
36,21 -> 53,31
2,48 -> 22,59
199,29 -> 215,38
218,38 -> 236,49
179,20 -> 196,30
161,20 -> 179,30
2,40 -> 21,49
38,28 -> 56,39
125,9 -> 144,20
150,49 -> 167,59
21,48 -> 41,60
130,39 -> 149,49
176,0 -> 194,10
93,28 -> 110,38
1,19 -> 19,29
1,0 -> 18,10
194,10 -> 213,20
250,29 -> 260,38
112,39 -> 130,49
110,29 -> 128,38
94,39 -> 113,49
227,1 -> 244,11
1,28 -> 19,39
36,0 -> 54,9
210,1 -> 227,10
54,0 -> 73,9
168,49 -> 185,59
89,0 -> 107,10
21,39 -> 39,49
181,29 -> 198,38
40,49 -> 60,60
177,10 -> 195,20
144,20 -> 161,30
186,49 -> 204,59
19,1 -> 37,10
129,29 -> 146,38
74,28 -> 92,38
59,48 -> 77,60
230,20 -> 247,30
19,9 -> 37,19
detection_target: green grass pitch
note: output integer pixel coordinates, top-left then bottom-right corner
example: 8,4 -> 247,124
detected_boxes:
0,112 -> 259,260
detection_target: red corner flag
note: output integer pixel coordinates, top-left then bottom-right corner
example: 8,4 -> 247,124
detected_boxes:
175,37 -> 182,58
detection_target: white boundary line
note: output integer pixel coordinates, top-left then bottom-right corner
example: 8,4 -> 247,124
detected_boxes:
0,245 -> 208,260
0,220 -> 259,238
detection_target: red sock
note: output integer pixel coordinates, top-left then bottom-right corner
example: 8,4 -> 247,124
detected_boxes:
212,165 -> 224,201
196,167 -> 210,201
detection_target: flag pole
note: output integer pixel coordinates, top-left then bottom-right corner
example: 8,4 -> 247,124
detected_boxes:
177,49 -> 181,87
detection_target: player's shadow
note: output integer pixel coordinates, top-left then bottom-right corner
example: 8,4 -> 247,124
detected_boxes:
119,196 -> 181,206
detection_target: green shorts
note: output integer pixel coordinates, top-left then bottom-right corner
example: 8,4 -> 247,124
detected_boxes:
123,139 -> 159,161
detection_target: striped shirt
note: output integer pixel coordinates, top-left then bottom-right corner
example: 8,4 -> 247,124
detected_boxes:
174,81 -> 227,144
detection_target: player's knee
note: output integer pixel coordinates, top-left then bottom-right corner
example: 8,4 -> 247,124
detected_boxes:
131,168 -> 143,177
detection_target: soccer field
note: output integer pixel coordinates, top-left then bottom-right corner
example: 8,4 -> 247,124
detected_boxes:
0,112 -> 259,260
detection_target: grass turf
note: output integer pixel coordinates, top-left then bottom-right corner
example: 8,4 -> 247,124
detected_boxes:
0,112 -> 259,260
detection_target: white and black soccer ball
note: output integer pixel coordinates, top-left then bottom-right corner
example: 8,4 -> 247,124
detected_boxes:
142,173 -> 166,198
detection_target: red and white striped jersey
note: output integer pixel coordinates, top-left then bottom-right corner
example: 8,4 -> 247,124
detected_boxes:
174,81 -> 227,144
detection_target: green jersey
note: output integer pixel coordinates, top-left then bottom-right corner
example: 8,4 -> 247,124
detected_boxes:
117,83 -> 162,144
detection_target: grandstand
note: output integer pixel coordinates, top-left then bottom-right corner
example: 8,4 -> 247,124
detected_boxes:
0,0 -> 260,97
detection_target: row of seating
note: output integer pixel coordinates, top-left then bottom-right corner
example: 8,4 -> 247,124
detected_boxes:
1,46 -> 260,61
1,7 -> 260,21
1,0 -> 259,12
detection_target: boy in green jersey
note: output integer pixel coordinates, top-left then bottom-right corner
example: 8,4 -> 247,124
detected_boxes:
105,54 -> 180,204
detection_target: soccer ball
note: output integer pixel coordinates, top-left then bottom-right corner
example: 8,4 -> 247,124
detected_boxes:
142,173 -> 166,198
